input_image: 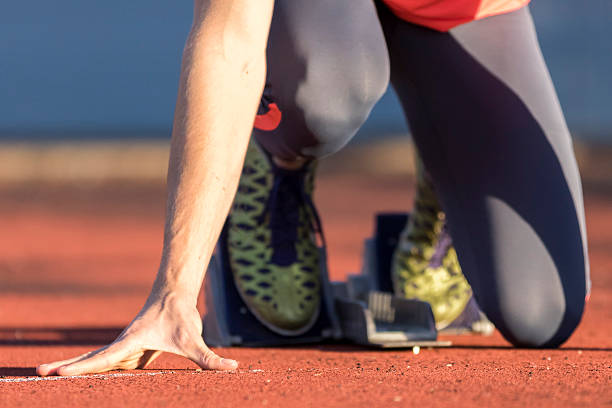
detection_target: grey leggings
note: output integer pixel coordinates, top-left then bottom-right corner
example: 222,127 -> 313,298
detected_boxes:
254,1 -> 590,348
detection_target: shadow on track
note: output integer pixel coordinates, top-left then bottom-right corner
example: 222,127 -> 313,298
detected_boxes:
0,367 -> 38,376
0,327 -> 123,346
3,327 -> 610,352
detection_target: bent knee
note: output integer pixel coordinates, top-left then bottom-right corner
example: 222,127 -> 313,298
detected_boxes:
298,56 -> 390,157
495,294 -> 584,348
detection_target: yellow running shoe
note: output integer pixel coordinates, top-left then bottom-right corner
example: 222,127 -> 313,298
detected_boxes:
226,139 -> 322,335
391,158 -> 474,330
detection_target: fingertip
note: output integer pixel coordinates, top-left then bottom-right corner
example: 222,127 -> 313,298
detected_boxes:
220,358 -> 238,370
200,355 -> 238,371
37,364 -> 50,377
56,365 -> 74,377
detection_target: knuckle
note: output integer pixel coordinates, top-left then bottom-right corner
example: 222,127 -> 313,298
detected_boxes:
201,350 -> 219,367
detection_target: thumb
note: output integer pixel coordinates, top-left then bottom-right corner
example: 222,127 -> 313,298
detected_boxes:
190,340 -> 238,371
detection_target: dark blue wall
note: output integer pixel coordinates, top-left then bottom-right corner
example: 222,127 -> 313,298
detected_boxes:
1,1 -> 610,141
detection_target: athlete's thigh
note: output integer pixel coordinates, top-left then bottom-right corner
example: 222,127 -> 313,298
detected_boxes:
255,0 -> 390,159
266,0 -> 387,94
378,4 -> 588,346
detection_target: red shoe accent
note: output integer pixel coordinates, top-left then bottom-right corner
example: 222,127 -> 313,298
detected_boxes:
254,103 -> 282,131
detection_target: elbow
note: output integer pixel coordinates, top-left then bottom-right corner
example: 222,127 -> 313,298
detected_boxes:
187,29 -> 267,89
238,51 -> 266,87
222,28 -> 268,81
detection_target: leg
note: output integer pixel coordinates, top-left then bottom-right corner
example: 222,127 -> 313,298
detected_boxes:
379,4 -> 589,347
227,0 -> 389,335
255,0 -> 390,160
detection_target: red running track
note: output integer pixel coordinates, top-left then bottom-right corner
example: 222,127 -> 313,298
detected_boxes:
0,172 -> 610,407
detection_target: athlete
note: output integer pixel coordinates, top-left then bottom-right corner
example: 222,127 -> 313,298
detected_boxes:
226,0 -> 590,338
38,0 -> 589,376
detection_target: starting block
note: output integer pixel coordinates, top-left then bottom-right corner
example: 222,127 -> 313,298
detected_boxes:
203,213 -> 451,348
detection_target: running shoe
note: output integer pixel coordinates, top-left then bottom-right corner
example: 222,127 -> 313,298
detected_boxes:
226,139 -> 322,335
392,159 -> 491,332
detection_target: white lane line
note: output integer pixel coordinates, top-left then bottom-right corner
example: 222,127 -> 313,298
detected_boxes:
0,371 -> 171,383
0,369 -> 264,383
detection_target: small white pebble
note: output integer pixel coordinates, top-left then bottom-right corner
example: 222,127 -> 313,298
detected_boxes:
446,364 -> 453,367
413,346 -> 421,355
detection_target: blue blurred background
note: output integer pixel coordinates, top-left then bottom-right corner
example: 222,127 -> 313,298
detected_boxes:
1,0 -> 610,143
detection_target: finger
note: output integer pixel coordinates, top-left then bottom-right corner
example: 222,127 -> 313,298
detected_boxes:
188,339 -> 238,371
55,345 -> 131,376
37,351 -> 96,377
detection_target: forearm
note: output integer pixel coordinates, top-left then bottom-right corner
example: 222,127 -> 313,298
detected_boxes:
37,1 -> 274,376
149,0 -> 273,303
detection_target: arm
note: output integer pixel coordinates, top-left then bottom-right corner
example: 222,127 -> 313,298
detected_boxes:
155,0 -> 273,300
37,0 -> 274,376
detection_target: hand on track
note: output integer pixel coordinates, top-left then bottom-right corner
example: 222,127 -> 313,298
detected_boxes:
37,293 -> 238,376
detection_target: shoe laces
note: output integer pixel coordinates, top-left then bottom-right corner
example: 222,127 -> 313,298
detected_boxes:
403,165 -> 444,248
429,223 -> 452,268
256,164 -> 325,266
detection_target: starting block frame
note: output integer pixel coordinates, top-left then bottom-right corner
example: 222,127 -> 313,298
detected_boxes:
203,214 -> 452,348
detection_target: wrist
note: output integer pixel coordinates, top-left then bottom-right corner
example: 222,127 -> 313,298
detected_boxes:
146,276 -> 201,309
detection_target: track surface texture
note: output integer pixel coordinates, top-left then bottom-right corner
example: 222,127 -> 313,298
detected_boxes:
1,153 -> 611,407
